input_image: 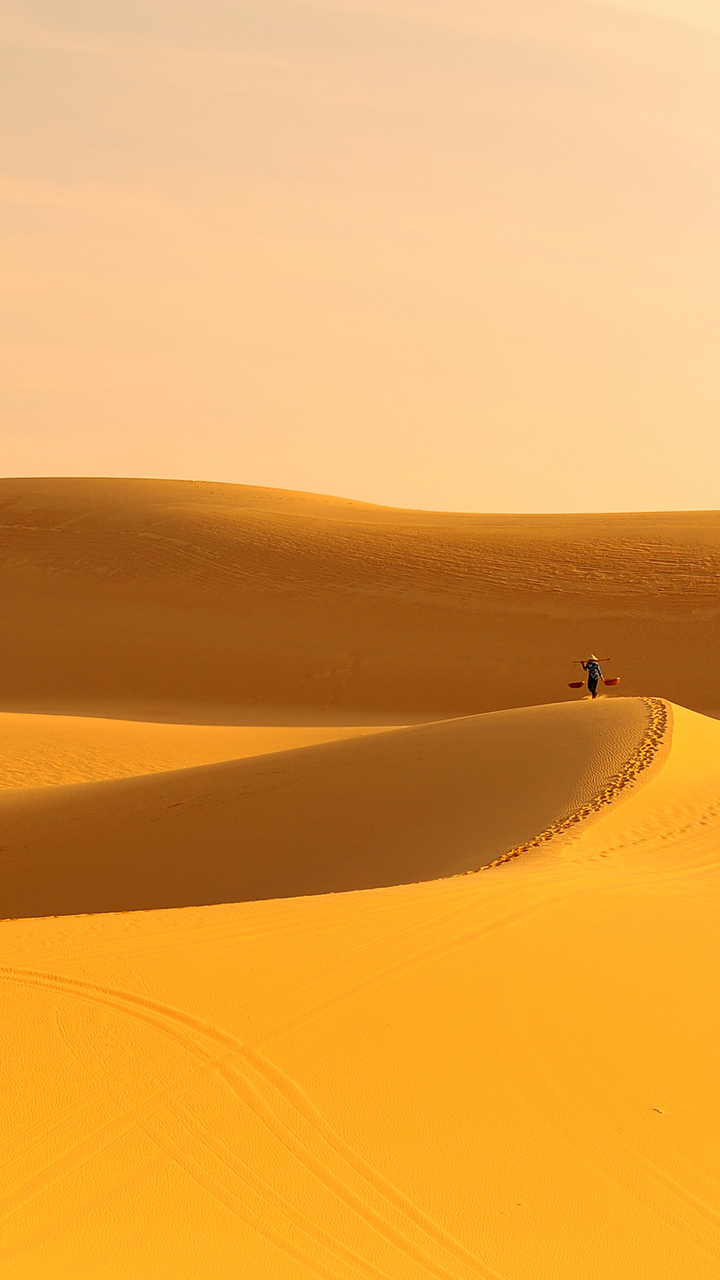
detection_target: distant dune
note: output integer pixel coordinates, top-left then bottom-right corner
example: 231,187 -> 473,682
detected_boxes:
0,477 -> 718,720
2,479 -> 720,1280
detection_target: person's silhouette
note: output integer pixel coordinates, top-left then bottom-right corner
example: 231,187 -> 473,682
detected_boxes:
582,655 -> 603,699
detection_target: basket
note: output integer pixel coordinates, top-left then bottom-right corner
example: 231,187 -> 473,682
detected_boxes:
603,677 -> 621,686
568,681 -> 585,689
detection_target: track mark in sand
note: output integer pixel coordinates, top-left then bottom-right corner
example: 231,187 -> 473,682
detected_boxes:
217,1055 -> 496,1280
478,697 -> 669,871
145,1102 -> 399,1280
0,1060 -> 213,1241
0,967 -> 502,1280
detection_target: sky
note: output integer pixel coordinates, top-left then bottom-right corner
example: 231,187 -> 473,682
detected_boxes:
2,0 -> 720,512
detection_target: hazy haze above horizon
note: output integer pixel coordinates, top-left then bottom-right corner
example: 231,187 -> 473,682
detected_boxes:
2,0 -> 719,512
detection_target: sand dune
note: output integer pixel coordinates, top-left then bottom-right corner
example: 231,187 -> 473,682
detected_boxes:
0,713 -> 385,789
561,699 -> 720,870
0,477 -> 718,720
3,695 -> 720,1277
2,478 -> 720,1278
0,698 -> 652,919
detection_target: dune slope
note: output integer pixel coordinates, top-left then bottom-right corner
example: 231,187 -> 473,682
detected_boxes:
0,477 -> 718,719
3,702 -> 720,1278
0,698 -> 653,919
0,713 -> 385,789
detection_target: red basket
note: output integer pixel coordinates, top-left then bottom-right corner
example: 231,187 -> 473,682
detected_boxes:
568,681 -> 585,689
603,677 -> 621,686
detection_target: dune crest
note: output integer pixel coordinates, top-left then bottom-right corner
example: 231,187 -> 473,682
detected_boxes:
0,713 -> 387,789
1,697 -> 660,919
561,700 -> 720,871
485,696 -> 670,868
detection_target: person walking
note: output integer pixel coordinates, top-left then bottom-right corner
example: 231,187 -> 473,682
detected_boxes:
582,655 -> 603,699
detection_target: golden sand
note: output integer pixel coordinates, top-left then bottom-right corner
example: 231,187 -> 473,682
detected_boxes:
0,713 -> 387,789
1,480 -> 719,1278
0,477 -> 718,720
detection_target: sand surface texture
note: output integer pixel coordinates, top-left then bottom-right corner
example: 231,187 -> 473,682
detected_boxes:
2,480 -> 720,1278
0,477 -> 718,719
0,715 -> 387,790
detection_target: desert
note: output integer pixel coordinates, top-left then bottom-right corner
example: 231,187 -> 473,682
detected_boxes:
1,477 -> 720,1277
5,0 -> 720,1271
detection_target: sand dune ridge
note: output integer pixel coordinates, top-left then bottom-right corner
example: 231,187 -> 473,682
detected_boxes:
1,697 -> 662,919
483,696 -> 670,869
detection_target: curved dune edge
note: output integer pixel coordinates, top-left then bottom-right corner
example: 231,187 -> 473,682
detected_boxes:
562,699 -> 720,870
0,698 -> 652,919
478,697 -> 671,871
0,713 -> 392,789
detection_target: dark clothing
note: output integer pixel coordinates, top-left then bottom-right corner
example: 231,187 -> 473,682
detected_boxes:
582,659 -> 603,699
582,659 -> 603,681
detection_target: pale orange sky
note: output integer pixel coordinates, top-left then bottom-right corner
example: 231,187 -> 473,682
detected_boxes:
2,0 -> 719,512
